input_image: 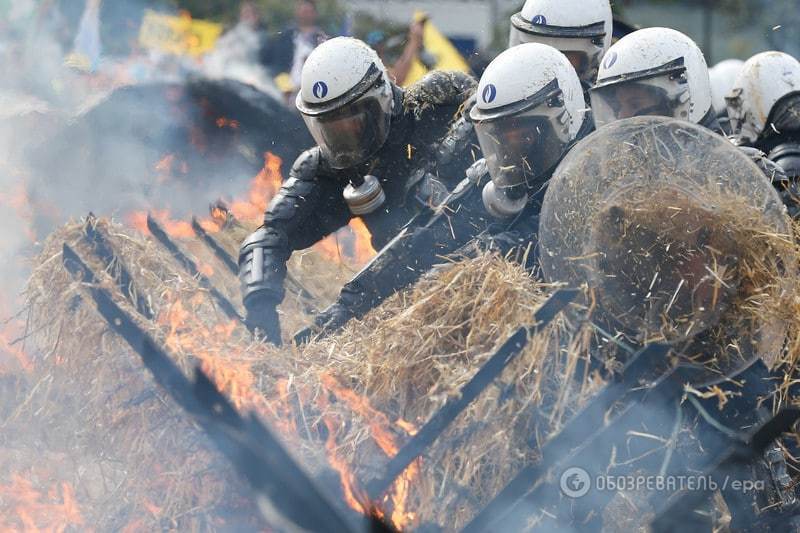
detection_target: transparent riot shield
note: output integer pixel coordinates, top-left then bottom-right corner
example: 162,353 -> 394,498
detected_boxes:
539,116 -> 796,384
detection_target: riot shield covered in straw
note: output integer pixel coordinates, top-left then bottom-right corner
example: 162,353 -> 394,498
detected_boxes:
539,116 -> 796,384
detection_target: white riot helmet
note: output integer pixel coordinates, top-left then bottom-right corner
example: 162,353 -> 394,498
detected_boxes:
726,51 -> 800,143
709,59 -> 744,116
508,0 -> 613,84
296,37 -> 395,170
590,28 -> 713,128
470,43 -> 585,218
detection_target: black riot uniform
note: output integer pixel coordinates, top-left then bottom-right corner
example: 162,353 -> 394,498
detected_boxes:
238,71 -> 478,344
741,94 -> 800,215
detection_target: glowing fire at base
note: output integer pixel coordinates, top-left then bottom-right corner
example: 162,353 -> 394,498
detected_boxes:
0,475 -> 84,531
320,374 -> 420,530
126,152 -> 376,266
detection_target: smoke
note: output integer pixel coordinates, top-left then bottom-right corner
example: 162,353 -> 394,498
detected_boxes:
0,0 -> 313,296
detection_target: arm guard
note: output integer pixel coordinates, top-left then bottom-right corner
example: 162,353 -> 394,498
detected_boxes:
239,148 -> 351,305
239,226 -> 288,305
739,145 -> 800,218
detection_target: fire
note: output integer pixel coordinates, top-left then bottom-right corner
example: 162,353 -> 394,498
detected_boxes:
0,181 -> 37,242
229,152 -> 284,223
215,117 -> 240,130
0,321 -> 32,374
126,209 -> 195,239
320,374 -> 419,530
126,151 -> 376,266
157,297 -> 272,415
0,475 -> 84,531
155,291 -> 418,529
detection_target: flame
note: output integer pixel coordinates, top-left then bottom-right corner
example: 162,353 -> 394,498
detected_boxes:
126,151 -> 377,266
320,374 -> 419,530
0,181 -> 37,242
215,117 -> 240,130
229,152 -> 284,223
157,297 -> 273,415
155,291 -> 419,529
347,218 -> 377,265
0,475 -> 84,530
0,321 -> 32,374
155,153 -> 175,174
126,209 -> 195,239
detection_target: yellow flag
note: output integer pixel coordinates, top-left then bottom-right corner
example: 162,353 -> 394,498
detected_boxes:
403,12 -> 471,87
139,10 -> 222,57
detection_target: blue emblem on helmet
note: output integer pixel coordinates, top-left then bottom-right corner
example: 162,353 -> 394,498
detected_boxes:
532,15 -> 547,25
312,81 -> 329,99
482,84 -> 497,104
603,51 -> 618,70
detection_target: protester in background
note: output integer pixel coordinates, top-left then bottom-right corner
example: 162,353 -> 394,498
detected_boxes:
213,1 -> 268,65
203,1 -> 282,99
367,18 -> 425,86
65,0 -> 102,72
262,0 -> 327,104
709,58 -> 744,134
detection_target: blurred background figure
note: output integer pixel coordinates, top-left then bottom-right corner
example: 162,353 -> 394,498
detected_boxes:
262,0 -> 327,104
709,58 -> 744,134
203,1 -> 281,99
65,0 -> 102,73
367,18 -> 425,86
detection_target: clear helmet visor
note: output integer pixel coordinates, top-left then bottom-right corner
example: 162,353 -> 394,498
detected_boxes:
590,73 -> 691,128
474,100 -> 572,194
302,86 -> 393,169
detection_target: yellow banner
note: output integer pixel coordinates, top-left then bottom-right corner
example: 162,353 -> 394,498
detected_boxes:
138,10 -> 222,57
403,12 -> 471,87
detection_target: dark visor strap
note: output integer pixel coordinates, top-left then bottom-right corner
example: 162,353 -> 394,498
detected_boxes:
298,63 -> 384,117
511,15 -> 606,39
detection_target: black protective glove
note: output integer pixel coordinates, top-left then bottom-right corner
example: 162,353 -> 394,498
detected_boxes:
244,294 -> 282,346
293,303 -> 350,345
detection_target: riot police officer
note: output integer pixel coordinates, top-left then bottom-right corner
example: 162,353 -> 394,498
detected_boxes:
238,37 -> 477,344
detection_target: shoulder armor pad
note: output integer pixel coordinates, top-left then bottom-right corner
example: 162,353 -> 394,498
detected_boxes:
769,142 -> 800,179
403,71 -> 477,118
290,147 -> 324,180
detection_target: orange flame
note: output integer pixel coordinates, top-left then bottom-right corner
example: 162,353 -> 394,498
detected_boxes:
215,117 -> 240,130
320,374 -> 419,530
0,475 -> 84,531
127,151 -> 377,265
0,322 -> 32,374
125,209 -> 195,239
228,152 -> 284,223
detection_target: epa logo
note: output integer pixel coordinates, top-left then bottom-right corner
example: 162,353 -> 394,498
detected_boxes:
312,81 -> 328,99
560,467 -> 591,498
532,15 -> 547,25
482,84 -> 497,104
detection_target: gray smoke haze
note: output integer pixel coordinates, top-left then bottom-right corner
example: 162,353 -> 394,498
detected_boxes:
0,0 -> 312,306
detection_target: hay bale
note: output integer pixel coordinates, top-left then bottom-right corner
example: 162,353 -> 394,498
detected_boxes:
18,216 -> 604,530
21,211 -> 800,530
273,254 -> 602,530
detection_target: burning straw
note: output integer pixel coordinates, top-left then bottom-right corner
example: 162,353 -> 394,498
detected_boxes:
18,201 -> 800,529
18,215 -> 603,530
